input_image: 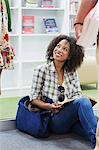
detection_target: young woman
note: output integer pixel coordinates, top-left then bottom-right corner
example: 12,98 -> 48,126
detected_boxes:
30,35 -> 97,148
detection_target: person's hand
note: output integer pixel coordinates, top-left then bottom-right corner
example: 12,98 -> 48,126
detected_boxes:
74,24 -> 83,39
49,103 -> 62,113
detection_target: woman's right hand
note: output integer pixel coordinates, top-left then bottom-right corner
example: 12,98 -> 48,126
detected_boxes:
74,24 -> 83,39
31,99 -> 63,113
48,103 -> 62,113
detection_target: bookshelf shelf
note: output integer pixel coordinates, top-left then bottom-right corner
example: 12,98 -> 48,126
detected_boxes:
1,0 -> 69,98
9,33 -> 19,37
21,33 -> 60,37
10,7 -> 19,10
69,14 -> 76,16
22,7 -> 65,11
22,60 -> 46,63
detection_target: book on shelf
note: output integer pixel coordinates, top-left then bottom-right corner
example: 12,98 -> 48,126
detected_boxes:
70,0 -> 79,14
22,16 -> 35,34
43,18 -> 58,33
26,0 -> 39,7
41,0 -> 55,8
70,17 -> 75,32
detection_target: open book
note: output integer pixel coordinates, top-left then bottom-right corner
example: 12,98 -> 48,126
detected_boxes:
57,96 -> 97,106
57,98 -> 76,105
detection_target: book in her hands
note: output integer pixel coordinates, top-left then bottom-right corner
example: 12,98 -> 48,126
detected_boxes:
22,16 -> 35,34
43,18 -> 58,33
26,0 -> 38,7
41,0 -> 55,8
57,98 -> 75,105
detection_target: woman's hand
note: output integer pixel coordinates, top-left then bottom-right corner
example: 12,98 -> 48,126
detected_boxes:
74,24 -> 83,39
31,99 -> 63,113
48,103 -> 62,113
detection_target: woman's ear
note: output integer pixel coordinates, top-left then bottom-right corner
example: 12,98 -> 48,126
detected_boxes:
50,56 -> 54,60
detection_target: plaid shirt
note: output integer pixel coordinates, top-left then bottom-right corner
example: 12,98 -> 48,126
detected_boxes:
30,61 -> 82,103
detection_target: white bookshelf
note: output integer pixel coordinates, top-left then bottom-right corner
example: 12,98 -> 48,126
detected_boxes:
1,0 -> 69,98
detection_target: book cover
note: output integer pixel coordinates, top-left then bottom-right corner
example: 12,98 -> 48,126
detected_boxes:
26,0 -> 38,7
41,0 -> 55,8
43,18 -> 58,33
22,16 -> 35,34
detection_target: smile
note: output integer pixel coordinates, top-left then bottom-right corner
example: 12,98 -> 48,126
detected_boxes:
55,52 -> 62,57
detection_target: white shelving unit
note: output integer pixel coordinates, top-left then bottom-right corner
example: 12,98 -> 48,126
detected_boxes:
69,0 -> 79,36
1,0 -> 69,98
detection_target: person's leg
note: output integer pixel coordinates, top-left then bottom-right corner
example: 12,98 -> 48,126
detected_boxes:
49,101 -> 80,134
49,97 -> 97,147
95,128 -> 99,150
0,69 -> 2,95
94,121 -> 99,150
96,35 -> 99,89
73,97 -> 97,148
71,121 -> 91,140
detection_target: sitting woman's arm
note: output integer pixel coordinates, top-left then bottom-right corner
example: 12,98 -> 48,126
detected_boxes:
30,67 -> 62,112
31,99 -> 62,112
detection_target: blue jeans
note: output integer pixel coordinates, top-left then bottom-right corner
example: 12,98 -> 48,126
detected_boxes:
49,97 -> 97,148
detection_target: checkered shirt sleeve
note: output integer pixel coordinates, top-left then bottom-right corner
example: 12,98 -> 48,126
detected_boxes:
30,66 -> 45,100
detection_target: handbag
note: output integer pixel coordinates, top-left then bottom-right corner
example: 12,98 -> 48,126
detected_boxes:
16,96 -> 52,138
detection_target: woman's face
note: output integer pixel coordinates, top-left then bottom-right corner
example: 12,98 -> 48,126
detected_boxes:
53,39 -> 70,62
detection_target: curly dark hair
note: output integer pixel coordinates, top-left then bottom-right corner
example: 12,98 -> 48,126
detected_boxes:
46,35 -> 84,72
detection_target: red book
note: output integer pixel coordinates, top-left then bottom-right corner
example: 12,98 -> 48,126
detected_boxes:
22,16 -> 34,34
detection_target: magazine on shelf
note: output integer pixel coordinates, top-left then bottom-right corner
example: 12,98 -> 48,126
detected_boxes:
43,18 -> 58,33
26,0 -> 38,7
41,0 -> 55,8
22,16 -> 35,34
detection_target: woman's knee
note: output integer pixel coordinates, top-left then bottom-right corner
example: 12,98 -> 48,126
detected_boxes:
78,97 -> 92,108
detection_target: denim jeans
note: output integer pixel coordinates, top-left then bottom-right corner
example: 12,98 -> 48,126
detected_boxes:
49,97 -> 97,148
